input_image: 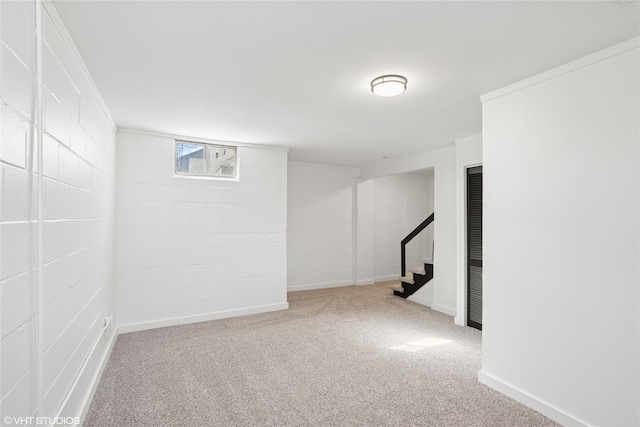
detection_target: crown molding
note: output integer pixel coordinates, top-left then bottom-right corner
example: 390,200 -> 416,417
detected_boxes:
454,134 -> 482,145
481,37 -> 639,103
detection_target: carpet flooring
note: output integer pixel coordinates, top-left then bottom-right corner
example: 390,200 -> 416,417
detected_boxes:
84,282 -> 559,426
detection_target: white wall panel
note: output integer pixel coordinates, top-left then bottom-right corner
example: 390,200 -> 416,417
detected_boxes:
453,135 -> 482,327
1,1 -> 117,422
481,43 -> 639,426
356,179 -> 374,285
360,146 -> 457,315
287,162 -> 357,291
372,173 -> 433,282
115,132 -> 288,330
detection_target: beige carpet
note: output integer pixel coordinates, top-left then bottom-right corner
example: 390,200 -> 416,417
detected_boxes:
84,282 -> 558,426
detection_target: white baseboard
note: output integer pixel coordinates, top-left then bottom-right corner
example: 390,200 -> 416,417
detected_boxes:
406,294 -> 432,307
374,275 -> 399,283
431,303 -> 456,317
288,280 -> 353,292
356,279 -> 375,286
76,328 -> 118,426
478,370 -> 588,426
118,302 -> 289,334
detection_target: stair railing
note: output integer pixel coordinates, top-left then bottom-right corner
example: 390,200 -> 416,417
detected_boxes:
401,213 -> 434,277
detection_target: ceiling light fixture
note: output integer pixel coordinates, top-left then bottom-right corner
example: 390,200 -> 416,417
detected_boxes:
371,74 -> 407,97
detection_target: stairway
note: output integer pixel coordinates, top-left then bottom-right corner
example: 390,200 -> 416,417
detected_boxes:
391,258 -> 434,298
392,213 -> 434,299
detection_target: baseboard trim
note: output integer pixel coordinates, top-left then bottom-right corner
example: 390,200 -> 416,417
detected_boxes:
288,280 -> 353,292
374,275 -> 399,283
478,370 -> 588,427
76,328 -> 118,426
406,294 -> 432,307
356,279 -> 375,286
431,303 -> 456,317
118,302 -> 289,334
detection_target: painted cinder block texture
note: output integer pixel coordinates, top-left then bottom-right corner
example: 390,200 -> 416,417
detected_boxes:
115,132 -> 288,330
1,1 -> 117,419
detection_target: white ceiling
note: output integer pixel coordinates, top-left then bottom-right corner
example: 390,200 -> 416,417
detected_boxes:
53,1 -> 639,167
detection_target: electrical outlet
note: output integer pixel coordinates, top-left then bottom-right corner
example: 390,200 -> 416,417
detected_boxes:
104,315 -> 113,327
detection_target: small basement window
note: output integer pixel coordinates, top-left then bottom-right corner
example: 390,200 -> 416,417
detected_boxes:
175,140 -> 238,179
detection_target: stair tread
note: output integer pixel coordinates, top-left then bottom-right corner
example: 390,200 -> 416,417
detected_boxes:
409,267 -> 426,275
390,285 -> 404,292
421,258 -> 434,264
400,275 -> 414,284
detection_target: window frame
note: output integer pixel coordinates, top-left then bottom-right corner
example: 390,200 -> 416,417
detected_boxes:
174,139 -> 239,181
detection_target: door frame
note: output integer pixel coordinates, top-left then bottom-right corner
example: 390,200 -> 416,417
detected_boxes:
454,135 -> 482,327
466,166 -> 483,330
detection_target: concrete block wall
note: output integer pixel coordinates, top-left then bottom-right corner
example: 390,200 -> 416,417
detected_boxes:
288,165 -> 434,291
360,145 -> 461,316
115,131 -> 288,332
287,162 -> 358,291
372,173 -> 433,281
356,179 -> 374,285
1,1 -> 117,421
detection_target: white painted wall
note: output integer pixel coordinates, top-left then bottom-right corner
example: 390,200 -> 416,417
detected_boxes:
356,179 -> 374,285
1,1 -> 117,421
287,162 -> 358,291
480,40 -> 639,426
361,147 -> 457,316
116,131 -> 288,332
372,173 -> 433,282
287,165 -> 434,292
454,135 -> 482,327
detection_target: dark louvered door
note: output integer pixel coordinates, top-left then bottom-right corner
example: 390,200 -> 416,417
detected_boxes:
467,166 -> 483,330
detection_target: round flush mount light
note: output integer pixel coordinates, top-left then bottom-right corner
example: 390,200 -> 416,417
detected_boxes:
371,74 -> 407,97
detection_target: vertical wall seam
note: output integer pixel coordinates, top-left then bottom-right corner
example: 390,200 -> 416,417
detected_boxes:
352,178 -> 358,285
371,180 -> 375,282
35,0 -> 45,419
